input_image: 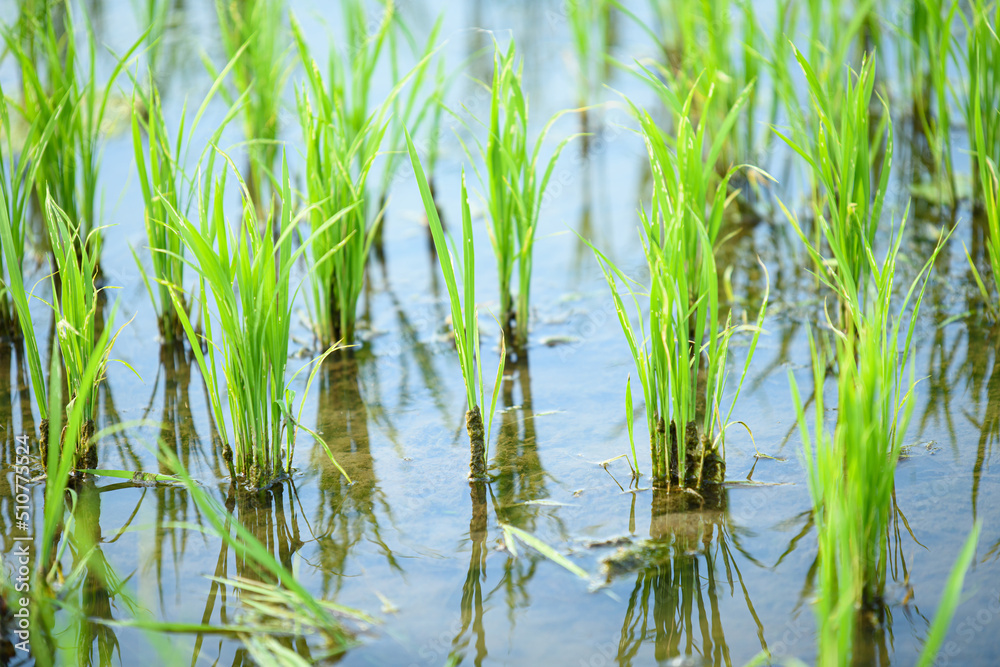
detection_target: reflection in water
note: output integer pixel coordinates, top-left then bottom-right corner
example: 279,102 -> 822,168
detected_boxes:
492,356 -> 544,528
313,357 -> 399,595
51,480 -> 145,667
191,480 -> 311,665
144,344 -> 226,606
449,482 -> 489,666
0,341 -> 34,556
445,356 -> 556,665
615,489 -> 766,667
74,481 -> 120,667
917,313 -> 1000,523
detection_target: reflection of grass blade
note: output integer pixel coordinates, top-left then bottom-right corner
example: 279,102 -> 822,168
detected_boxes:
161,152 -> 350,488
161,446 -> 369,633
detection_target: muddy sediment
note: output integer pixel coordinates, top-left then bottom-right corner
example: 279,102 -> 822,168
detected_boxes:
38,418 -> 97,471
466,406 -> 486,481
649,419 -> 725,490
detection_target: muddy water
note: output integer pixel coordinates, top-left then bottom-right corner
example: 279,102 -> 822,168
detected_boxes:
2,0 -> 999,665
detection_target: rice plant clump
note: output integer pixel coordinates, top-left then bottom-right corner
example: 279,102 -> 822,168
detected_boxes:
467,40 -> 577,348
964,0 -> 999,201
130,70 -> 240,343
775,50 -> 892,334
789,215 -> 966,664
163,154 -> 351,489
966,74 -> 1000,319
0,79 -> 57,339
963,3 -> 1000,317
2,1 -> 141,257
619,0 -> 762,167
908,0 -> 959,193
214,0 -> 291,199
406,129 -> 504,481
590,74 -> 766,490
292,9 -> 390,347
131,81 -> 190,344
42,196 -> 131,459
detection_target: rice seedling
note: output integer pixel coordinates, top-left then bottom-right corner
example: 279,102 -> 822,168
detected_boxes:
962,1 -> 1000,202
774,49 -> 892,334
787,208 -> 959,664
627,64 -> 756,267
462,40 -> 578,348
377,10 -> 444,206
129,60 -> 244,343
406,128 -> 505,481
964,62 -> 1000,319
0,79 -> 62,340
614,0 -> 762,167
767,2 -> 874,191
586,76 -> 767,490
161,152 -> 352,490
8,298 -> 145,664
791,327 -> 980,665
291,2 -> 439,346
213,0 -> 291,200
41,196 -> 133,458
908,0 -> 960,195
290,8 -> 390,346
2,1 -> 144,258
0,193 -> 48,425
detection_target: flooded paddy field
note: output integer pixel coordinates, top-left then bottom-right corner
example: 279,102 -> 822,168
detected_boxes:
1,0 -> 999,665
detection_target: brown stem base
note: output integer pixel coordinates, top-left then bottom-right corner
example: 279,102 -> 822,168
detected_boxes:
466,406 -> 487,481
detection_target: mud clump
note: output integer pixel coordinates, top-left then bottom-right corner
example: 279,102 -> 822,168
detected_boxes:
651,419 -> 726,489
38,419 -> 98,472
466,406 -> 486,481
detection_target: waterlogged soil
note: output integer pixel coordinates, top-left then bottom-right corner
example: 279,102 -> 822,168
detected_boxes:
2,1 -> 1000,665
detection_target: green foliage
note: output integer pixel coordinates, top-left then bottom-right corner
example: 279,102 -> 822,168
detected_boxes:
789,208 -> 949,663
378,10 -> 445,204
965,61 -> 1000,319
406,128 -> 505,473
775,50 -> 891,333
463,40 -> 577,347
0,74 -> 62,352
963,1 -> 1000,201
213,0 -> 291,196
1,0 -> 143,256
0,186 -> 48,416
44,196 -> 131,447
615,0 -> 762,166
587,73 -> 767,488
162,153 -> 350,489
31,339 -> 132,666
909,0 -> 960,191
291,8 -> 390,346
129,59 -> 243,343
